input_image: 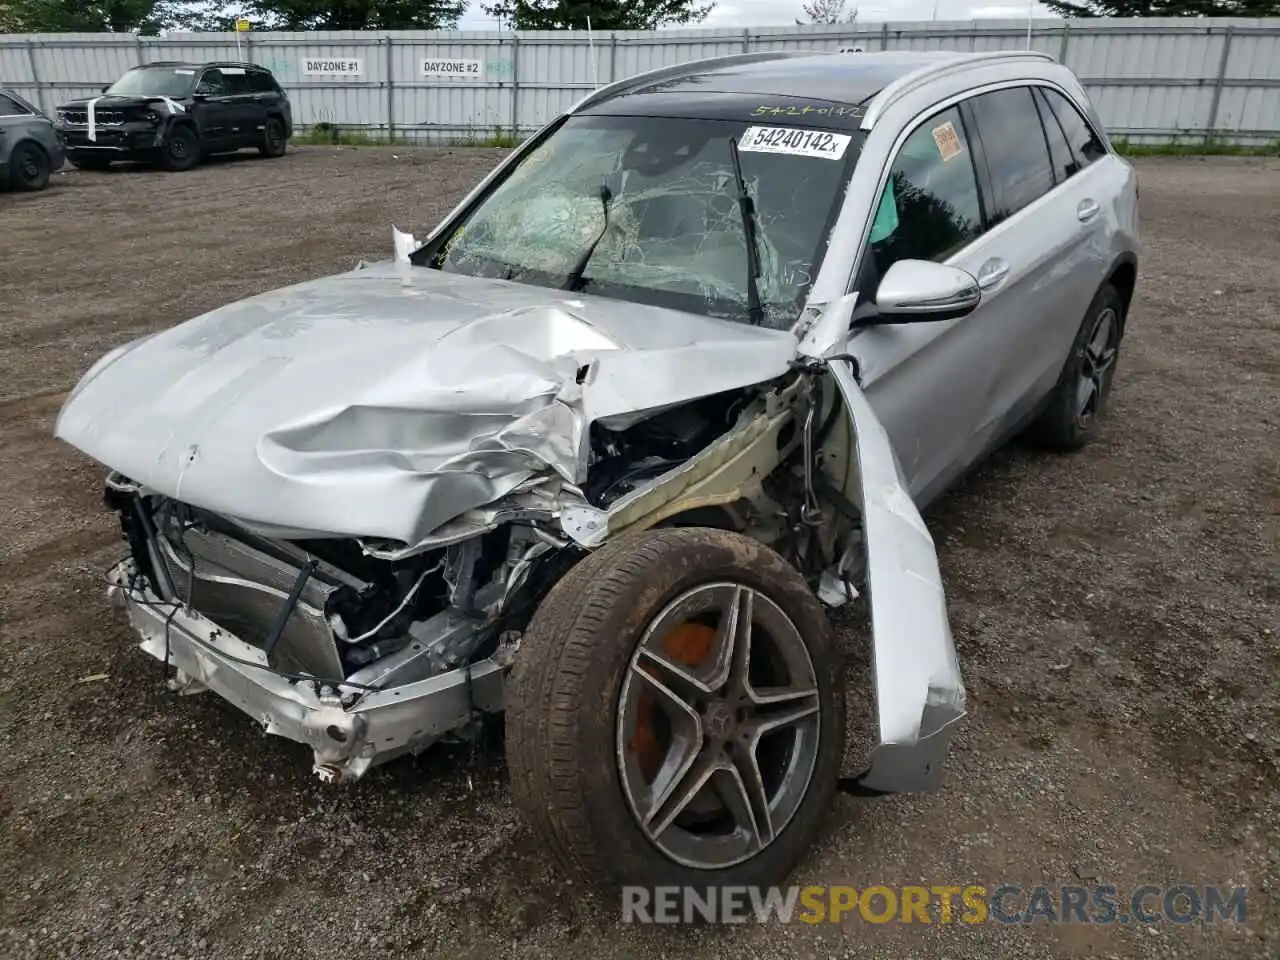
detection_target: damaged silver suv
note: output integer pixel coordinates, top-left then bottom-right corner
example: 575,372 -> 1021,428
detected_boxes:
56,49 -> 1138,891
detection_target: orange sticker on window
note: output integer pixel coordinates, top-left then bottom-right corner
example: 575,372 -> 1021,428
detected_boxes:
932,121 -> 963,162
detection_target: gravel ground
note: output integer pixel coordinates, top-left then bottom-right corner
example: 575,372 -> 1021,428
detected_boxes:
0,148 -> 1276,960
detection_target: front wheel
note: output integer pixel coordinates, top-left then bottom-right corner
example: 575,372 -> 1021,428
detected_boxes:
160,125 -> 201,172
8,142 -> 50,191
505,527 -> 845,892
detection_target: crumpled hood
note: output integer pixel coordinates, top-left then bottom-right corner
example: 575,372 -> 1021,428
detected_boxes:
56,261 -> 795,546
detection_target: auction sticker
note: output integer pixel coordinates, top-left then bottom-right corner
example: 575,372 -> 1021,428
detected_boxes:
932,120 -> 963,161
739,126 -> 852,160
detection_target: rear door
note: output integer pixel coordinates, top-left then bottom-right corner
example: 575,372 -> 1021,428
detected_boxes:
217,68 -> 264,147
956,85 -> 1098,444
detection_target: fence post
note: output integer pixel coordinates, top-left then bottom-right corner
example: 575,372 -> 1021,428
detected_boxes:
742,28 -> 751,53
1205,24 -> 1235,145
510,32 -> 520,140
385,35 -> 395,142
880,23 -> 890,51
1058,22 -> 1070,64
24,40 -> 45,115
609,31 -> 617,82
135,34 -> 147,66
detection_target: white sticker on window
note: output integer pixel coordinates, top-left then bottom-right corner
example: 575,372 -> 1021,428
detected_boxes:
221,67 -> 246,75
175,69 -> 195,75
932,121 -> 963,162
738,126 -> 852,160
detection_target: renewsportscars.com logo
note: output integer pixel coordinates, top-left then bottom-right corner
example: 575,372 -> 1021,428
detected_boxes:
621,884 -> 1249,925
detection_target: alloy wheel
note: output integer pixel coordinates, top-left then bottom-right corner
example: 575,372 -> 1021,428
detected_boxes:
615,582 -> 821,870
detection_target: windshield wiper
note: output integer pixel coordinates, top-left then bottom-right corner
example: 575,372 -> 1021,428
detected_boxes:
563,183 -> 614,292
727,136 -> 765,326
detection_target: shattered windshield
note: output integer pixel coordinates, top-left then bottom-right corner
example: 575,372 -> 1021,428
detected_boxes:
105,67 -> 196,98
427,115 -> 862,329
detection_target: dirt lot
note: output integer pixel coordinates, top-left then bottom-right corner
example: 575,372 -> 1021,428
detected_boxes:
1,148 -> 1277,960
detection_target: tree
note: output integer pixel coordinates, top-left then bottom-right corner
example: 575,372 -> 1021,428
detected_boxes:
482,0 -> 713,30
796,0 -> 856,23
2,0 -> 170,32
1042,0 -> 1280,14
236,0 -> 466,30
0,0 -> 468,32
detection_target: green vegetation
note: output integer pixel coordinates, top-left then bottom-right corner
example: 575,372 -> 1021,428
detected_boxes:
1111,135 -> 1280,157
294,124 -> 522,148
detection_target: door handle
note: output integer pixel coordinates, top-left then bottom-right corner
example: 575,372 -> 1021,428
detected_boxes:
977,258 -> 1009,290
1077,198 -> 1101,222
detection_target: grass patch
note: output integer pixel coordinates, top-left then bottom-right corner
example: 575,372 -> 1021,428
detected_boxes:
448,126 -> 522,148
294,123 -> 392,147
293,123 -> 524,149
1112,135 -> 1280,157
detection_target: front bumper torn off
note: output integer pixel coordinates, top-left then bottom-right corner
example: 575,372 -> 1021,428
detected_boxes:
107,559 -> 503,782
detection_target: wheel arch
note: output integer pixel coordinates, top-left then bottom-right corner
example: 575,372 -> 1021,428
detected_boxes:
1105,254 -> 1138,330
8,135 -> 51,164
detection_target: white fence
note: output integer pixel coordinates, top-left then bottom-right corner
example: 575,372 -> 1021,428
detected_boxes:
2,19 -> 1279,145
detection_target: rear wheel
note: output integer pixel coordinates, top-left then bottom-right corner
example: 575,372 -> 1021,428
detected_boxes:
9,142 -> 50,191
160,125 -> 201,172
259,117 -> 287,158
1027,283 -> 1125,450
505,527 -> 845,891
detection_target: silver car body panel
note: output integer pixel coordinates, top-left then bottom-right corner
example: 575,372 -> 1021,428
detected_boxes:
56,52 -> 1138,793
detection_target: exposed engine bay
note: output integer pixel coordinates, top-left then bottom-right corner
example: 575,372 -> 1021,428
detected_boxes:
97,371 -> 866,782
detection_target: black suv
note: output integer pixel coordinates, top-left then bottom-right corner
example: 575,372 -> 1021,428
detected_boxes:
55,61 -> 292,172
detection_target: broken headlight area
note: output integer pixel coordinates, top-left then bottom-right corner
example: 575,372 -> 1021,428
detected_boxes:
102,475 -> 583,781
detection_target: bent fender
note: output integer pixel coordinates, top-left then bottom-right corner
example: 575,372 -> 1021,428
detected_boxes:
827,356 -> 967,794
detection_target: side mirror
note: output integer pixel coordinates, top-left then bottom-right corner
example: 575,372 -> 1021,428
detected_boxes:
861,259 -> 981,326
101,85 -> 110,93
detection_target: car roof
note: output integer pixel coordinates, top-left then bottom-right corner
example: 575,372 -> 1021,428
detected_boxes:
623,51 -> 966,105
576,50 -> 1058,124
136,61 -> 270,72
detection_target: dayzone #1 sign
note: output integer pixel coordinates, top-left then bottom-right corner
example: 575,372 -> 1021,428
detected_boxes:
421,59 -> 485,78
302,58 -> 364,78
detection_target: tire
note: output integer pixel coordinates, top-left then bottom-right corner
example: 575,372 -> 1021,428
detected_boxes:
160,125 -> 201,172
505,526 -> 845,893
1027,283 -> 1125,451
258,117 -> 287,158
69,155 -> 111,171
8,142 -> 50,191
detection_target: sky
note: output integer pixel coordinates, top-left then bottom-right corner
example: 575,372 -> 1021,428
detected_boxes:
455,0 -> 1059,30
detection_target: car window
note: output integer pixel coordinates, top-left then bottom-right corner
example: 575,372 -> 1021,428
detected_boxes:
1041,87 -> 1107,169
968,87 -> 1056,223
1033,88 -> 1078,182
196,70 -> 229,96
105,67 -> 196,99
0,93 -> 31,117
869,105 -> 984,277
248,72 -> 276,94
220,68 -> 252,95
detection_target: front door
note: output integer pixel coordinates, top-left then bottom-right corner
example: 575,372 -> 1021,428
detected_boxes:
845,101 -> 1000,504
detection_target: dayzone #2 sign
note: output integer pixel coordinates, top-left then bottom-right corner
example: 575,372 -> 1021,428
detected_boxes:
302,58 -> 364,78
421,59 -> 485,78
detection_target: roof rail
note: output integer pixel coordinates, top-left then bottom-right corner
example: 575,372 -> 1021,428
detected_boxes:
860,50 -> 1056,129
569,50 -> 819,115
